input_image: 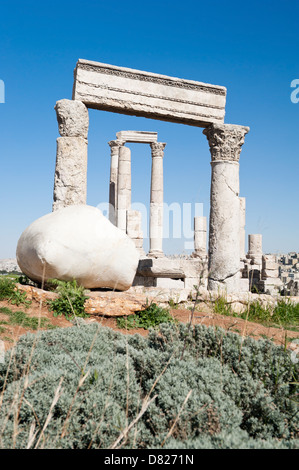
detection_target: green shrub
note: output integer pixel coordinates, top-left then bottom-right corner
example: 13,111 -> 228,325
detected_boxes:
0,322 -> 298,449
0,276 -> 18,300
47,280 -> 90,320
0,276 -> 31,307
117,303 -> 176,330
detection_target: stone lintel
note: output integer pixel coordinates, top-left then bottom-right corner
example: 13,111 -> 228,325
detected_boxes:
73,59 -> 226,127
116,131 -> 158,143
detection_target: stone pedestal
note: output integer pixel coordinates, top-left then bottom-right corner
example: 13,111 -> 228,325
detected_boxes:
108,140 -> 124,225
203,123 -> 249,293
149,142 -> 166,257
117,146 -> 131,232
53,99 -> 89,212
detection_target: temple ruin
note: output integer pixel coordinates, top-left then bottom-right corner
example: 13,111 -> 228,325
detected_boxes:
52,59 -> 282,294
108,130 -> 166,258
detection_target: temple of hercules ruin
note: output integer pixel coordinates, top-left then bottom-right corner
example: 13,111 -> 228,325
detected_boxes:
108,130 -> 166,259
52,59 -> 281,294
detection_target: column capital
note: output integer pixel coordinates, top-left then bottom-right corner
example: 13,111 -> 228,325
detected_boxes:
55,99 -> 89,139
108,139 -> 125,150
150,142 -> 166,158
203,123 -> 249,163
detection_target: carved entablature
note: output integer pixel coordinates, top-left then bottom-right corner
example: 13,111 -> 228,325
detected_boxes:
73,59 -> 227,127
203,123 -> 249,162
150,142 -> 167,158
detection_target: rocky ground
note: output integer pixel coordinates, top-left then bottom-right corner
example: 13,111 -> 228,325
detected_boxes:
0,283 -> 298,353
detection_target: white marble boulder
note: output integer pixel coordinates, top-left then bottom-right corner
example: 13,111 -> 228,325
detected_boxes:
16,205 -> 139,290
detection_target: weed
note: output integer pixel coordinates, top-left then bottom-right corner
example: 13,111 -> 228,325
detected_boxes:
168,298 -> 179,309
241,299 -> 299,331
117,303 -> 176,330
47,279 -> 90,320
211,295 -> 298,332
0,306 -> 55,331
213,295 -> 234,316
2,336 -> 13,343
0,277 -> 18,300
0,276 -> 31,307
0,307 -> 12,315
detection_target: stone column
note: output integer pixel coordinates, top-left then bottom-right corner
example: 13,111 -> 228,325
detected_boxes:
248,234 -> 263,265
239,197 -> 246,260
203,123 -> 249,293
108,139 -> 124,225
149,142 -> 166,257
53,99 -> 89,212
193,216 -> 207,256
117,145 -> 131,232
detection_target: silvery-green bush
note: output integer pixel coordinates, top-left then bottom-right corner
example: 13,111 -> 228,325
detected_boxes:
0,323 -> 298,449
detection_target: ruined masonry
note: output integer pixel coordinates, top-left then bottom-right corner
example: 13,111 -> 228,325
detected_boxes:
52,59 -> 281,294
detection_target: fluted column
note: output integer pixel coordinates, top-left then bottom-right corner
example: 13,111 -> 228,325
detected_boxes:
117,145 -> 131,232
203,123 -> 249,293
53,99 -> 89,211
149,142 -> 166,257
108,139 -> 124,225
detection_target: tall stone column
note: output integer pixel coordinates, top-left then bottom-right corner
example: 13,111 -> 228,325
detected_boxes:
149,142 -> 166,257
239,197 -> 246,260
117,145 -> 131,232
203,123 -> 249,293
53,99 -> 89,212
108,139 -> 124,225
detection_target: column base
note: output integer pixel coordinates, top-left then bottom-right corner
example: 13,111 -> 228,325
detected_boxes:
208,272 -> 240,294
147,250 -> 165,259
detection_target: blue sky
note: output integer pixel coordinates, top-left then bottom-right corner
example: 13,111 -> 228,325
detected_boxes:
0,0 -> 298,257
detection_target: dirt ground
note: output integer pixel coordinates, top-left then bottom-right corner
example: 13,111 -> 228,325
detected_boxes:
1,298 -> 298,352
